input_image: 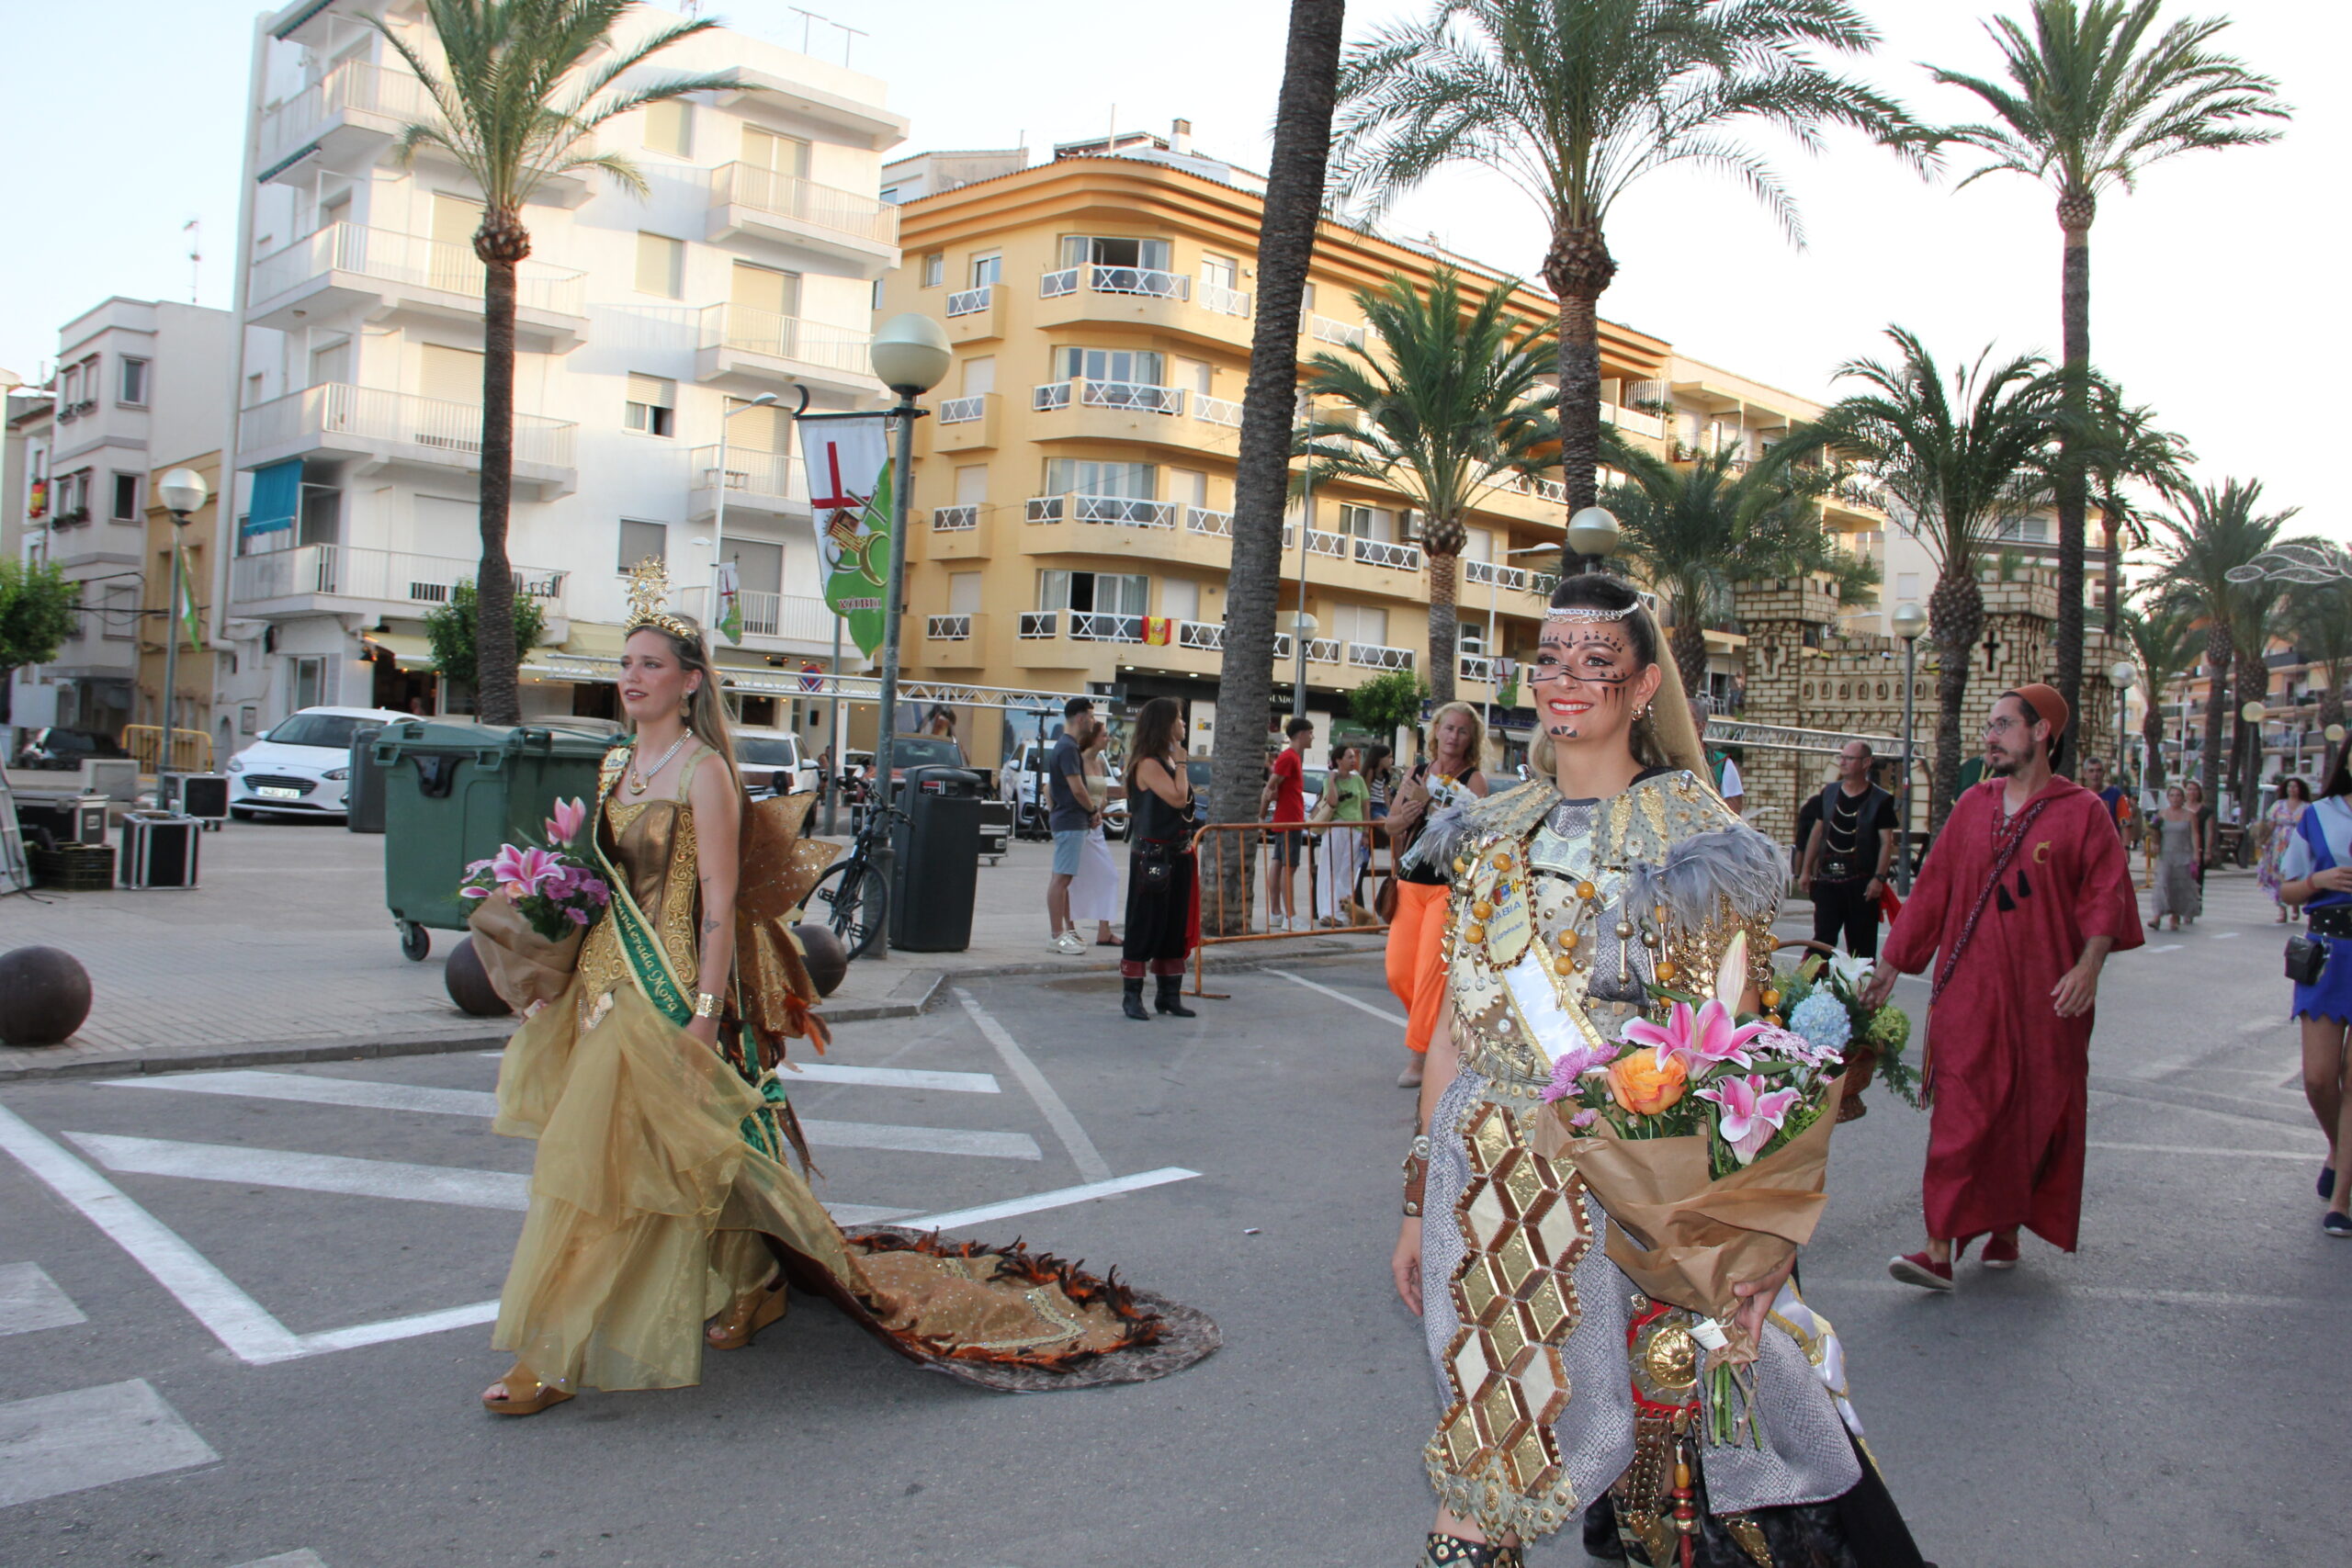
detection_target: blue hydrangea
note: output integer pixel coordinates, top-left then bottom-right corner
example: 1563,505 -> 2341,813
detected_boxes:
1787,991 -> 1852,1054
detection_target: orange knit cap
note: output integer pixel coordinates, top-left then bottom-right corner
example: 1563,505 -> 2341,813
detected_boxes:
2005,682 -> 2071,739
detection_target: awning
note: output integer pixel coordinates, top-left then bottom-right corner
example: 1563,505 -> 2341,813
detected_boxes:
243,459 -> 301,538
360,631 -> 436,671
562,624 -> 628,659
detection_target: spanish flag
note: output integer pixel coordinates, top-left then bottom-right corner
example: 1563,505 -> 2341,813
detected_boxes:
1143,616 -> 1173,646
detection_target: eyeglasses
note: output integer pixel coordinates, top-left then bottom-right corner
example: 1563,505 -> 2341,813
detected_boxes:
1983,716 -> 2026,736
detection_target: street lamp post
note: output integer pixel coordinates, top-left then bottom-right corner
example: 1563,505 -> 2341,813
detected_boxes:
156,467 -> 209,808
2109,660 -> 2136,791
1891,601 -> 1928,894
866,314 -> 953,951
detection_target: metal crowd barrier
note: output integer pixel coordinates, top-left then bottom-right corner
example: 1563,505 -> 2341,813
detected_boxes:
1184,820 -> 1392,999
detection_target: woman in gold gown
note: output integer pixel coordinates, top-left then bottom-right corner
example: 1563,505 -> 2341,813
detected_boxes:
475,582 -> 1205,1415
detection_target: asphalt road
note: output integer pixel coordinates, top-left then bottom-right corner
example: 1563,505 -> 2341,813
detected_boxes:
1,875 -> 2343,1567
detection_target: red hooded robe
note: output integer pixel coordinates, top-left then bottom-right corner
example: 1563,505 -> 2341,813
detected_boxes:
1879,776 -> 2144,1249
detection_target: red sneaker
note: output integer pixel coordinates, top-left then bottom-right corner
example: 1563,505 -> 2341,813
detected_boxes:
1888,1251 -> 1954,1291
1981,1235 -> 2020,1269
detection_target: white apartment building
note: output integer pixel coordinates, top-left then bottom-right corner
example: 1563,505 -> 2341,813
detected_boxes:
214,0 -> 906,739
8,299 -> 232,746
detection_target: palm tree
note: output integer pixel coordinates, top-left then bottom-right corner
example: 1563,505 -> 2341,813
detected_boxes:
1815,329 -> 2068,828
1205,0 -> 1348,933
1297,268 -> 1558,705
2120,599 -> 2199,794
2077,382 -> 2191,636
1928,0 -> 2288,764
2223,571 -> 2290,811
2286,581 -> 2352,740
373,0 -> 739,725
1332,0 -> 1917,576
2147,479 -> 2295,807
1596,438 -> 1848,697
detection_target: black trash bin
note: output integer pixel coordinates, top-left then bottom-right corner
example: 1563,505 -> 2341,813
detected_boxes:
889,765 -> 982,952
345,724 -> 389,834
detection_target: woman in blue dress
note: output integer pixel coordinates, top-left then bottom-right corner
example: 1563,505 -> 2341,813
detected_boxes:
2278,743 -> 2352,1237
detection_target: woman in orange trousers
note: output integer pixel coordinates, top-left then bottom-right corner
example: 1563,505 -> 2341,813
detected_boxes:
1379,703 -> 1487,1087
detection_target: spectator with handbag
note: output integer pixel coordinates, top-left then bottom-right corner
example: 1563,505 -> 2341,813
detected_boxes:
1119,697 -> 1198,1023
2275,744 -> 2352,1236
1381,703 -> 1487,1088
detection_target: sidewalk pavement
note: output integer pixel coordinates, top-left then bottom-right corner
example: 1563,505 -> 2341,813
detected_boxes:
0,819 -> 1384,1081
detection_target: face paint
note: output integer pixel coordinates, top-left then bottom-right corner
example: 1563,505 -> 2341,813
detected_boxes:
1530,624 -> 1640,741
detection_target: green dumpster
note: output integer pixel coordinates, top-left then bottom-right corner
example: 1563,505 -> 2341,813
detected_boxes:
374,720 -> 617,962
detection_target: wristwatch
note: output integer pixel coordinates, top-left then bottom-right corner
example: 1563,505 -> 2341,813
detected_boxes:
692,991 -> 723,1020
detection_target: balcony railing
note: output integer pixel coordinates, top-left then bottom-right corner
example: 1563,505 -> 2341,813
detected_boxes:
1307,315 -> 1367,348
926,615 -> 972,640
251,223 -> 585,315
1032,378 -> 1186,416
1185,507 -> 1235,537
1018,611 -> 1057,638
258,59 -> 437,170
1490,472 -> 1569,505
1349,642 -> 1416,671
1305,637 -> 1342,663
932,504 -> 979,531
1025,492 -> 1178,528
231,542 -> 568,613
937,395 -> 988,423
1199,281 -> 1253,318
1458,652 -> 1494,682
1353,536 -> 1423,572
699,304 -> 873,376
1039,265 -> 1190,300
709,163 -> 899,246
1194,394 -> 1243,427
1463,558 -> 1529,592
1070,612 -> 1145,643
945,286 -> 993,317
1178,620 -> 1224,651
1305,528 -> 1349,559
689,445 -> 802,502
687,586 -> 830,641
240,383 -> 577,470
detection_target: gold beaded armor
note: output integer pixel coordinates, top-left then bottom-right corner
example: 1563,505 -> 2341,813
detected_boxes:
1423,770 -> 1778,1544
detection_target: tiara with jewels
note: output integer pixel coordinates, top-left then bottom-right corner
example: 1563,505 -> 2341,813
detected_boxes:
1546,604 -> 1638,623
623,557 -> 701,645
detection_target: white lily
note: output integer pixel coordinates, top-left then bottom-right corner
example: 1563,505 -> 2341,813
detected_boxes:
1826,952 -> 1875,993
1713,930 -> 1748,1008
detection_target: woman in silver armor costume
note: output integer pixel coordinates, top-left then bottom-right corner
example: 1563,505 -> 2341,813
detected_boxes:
1391,573 -> 1928,1568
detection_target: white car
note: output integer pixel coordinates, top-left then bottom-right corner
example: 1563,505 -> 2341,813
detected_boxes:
226,705 -> 410,820
734,728 -> 818,797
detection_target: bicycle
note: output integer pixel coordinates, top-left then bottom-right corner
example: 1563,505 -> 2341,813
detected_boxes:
808,795 -> 900,961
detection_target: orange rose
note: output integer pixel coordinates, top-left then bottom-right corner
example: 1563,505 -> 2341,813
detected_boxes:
1606,1047 -> 1689,1116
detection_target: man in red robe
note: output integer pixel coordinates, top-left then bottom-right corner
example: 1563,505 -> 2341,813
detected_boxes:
1862,684 -> 2144,1288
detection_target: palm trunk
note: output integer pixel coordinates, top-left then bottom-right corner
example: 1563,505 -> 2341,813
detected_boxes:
2197,626 -> 2229,808
1669,618 -> 1708,707
1426,549 -> 1459,706
2140,705 -> 2168,795
2322,659 -> 2347,740
2101,514 -> 2122,639
1207,0 -> 1343,935
2233,641 -> 2266,813
1544,218 -> 1616,577
472,219 -> 527,727
2051,206 -> 2093,774
1928,570 -> 1983,832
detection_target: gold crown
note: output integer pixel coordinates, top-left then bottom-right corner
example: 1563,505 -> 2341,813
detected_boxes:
623,557 -> 701,645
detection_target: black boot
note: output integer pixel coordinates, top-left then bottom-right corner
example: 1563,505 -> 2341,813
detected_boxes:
1154,975 -> 1197,1017
1122,977 -> 1152,1021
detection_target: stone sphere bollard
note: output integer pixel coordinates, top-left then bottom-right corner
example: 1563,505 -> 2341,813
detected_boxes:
444,936 -> 513,1018
792,923 -> 848,998
0,946 -> 95,1046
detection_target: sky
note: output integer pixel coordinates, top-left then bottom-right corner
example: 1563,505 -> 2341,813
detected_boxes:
5,0 -> 2341,546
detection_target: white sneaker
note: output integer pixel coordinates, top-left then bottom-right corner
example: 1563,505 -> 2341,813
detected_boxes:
1053,931 -> 1085,955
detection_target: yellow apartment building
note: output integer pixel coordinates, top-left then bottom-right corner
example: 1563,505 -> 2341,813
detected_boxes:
878,130 -> 1886,765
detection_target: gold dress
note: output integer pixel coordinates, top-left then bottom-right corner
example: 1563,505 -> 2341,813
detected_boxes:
487,744 -> 1193,1396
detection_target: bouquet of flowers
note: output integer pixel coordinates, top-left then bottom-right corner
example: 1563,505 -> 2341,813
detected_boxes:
1774,950 -> 1922,1113
1531,931 -> 1848,1447
458,797 -> 609,1010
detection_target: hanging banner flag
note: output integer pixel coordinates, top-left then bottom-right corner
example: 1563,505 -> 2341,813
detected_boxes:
1143,616 -> 1173,647
714,558 -> 744,645
797,414 -> 893,659
173,546 -> 203,649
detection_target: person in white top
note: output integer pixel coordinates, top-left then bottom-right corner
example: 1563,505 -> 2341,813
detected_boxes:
1690,694 -> 1743,814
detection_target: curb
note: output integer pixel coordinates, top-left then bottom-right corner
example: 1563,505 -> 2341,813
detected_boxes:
0,933 -> 1387,1085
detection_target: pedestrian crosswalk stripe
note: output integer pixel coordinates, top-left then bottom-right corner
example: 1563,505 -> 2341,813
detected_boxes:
107,1071 -> 496,1118
786,1062 -> 1001,1094
799,1120 -> 1041,1160
0,1378 -> 220,1508
227,1553 -> 331,1568
0,1261 -> 89,1337
904,1167 -> 1200,1232
66,1132 -> 533,1211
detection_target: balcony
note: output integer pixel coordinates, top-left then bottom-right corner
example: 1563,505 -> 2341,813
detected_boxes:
238,383 -> 578,497
931,504 -> 980,532
247,224 -> 586,350
943,284 -> 1003,344
1183,509 -> 1298,552
1030,377 -> 1248,451
707,163 -> 899,266
1347,642 -> 1416,672
686,446 -> 806,523
256,59 -> 594,204
695,304 -> 878,397
1458,652 -> 1494,683
1305,315 -> 1369,349
1352,536 -> 1423,573
1462,558 -> 1529,592
229,543 -> 570,620
933,390 -> 1001,452
667,584 -> 834,649
1034,265 -> 1255,348
1025,492 -> 1180,529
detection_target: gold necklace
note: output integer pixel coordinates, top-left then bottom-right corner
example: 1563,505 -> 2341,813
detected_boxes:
629,732 -> 692,795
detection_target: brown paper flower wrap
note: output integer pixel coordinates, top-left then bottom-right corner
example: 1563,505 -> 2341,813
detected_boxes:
466,893 -> 588,1015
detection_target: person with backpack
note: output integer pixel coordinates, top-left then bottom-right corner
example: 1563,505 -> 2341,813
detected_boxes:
1798,739 -> 1900,958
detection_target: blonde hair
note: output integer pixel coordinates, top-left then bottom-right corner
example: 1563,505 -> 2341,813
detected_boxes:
626,618 -> 741,790
1424,701 -> 1487,779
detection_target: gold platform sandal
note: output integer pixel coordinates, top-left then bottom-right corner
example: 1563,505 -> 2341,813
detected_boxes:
481,1367 -> 573,1416
706,1269 -> 789,1350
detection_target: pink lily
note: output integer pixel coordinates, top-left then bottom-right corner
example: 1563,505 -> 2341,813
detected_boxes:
491,844 -> 562,900
1620,998 -> 1766,1073
544,797 -> 589,848
1696,1073 -> 1804,1165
